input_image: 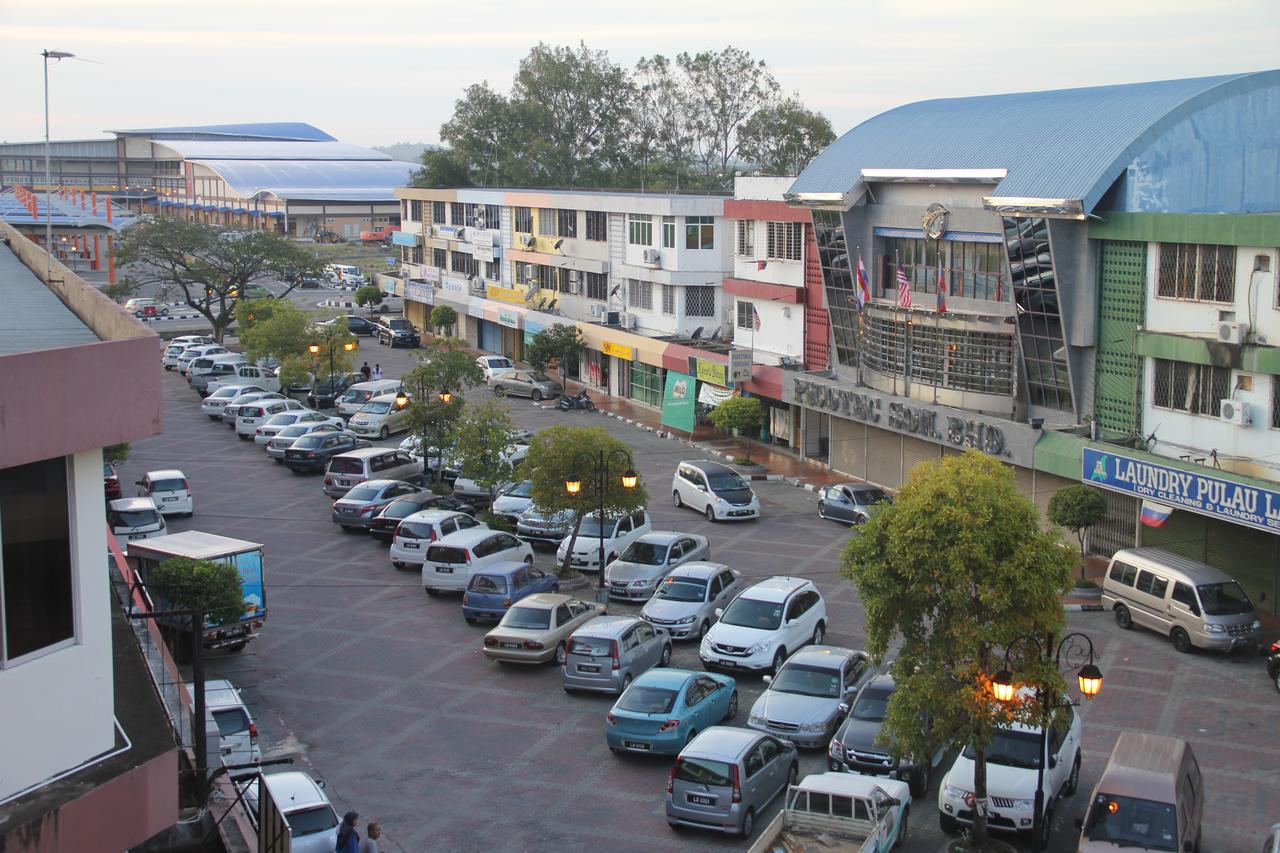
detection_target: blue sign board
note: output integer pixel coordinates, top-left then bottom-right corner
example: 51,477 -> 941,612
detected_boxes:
390,230 -> 419,247
1083,447 -> 1280,534
405,282 -> 434,304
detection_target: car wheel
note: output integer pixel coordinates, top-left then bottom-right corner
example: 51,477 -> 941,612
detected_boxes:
555,641 -> 567,666
237,433 -> 250,441
705,504 -> 716,523
771,648 -> 787,675
584,401 -> 596,411
811,621 -> 825,646
909,763 -> 929,797
739,808 -> 755,838
531,389 -> 542,401
1272,665 -> 1280,695
724,690 -> 738,721
494,386 -> 506,397
227,641 -> 247,653
379,426 -> 389,440
274,458 -> 283,465
1065,752 -> 1081,795
787,762 -> 799,786
672,490 -> 683,509
1171,627 -> 1193,653
894,806 -> 909,849
424,587 -> 439,596
939,813 -> 960,834
698,620 -> 711,639
392,560 -> 404,569
464,616 -> 477,625
620,674 -> 633,693
659,644 -> 672,667
1114,603 -> 1133,629
1038,808 -> 1053,848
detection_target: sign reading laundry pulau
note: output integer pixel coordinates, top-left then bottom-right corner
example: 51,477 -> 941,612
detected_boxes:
1083,447 -> 1280,534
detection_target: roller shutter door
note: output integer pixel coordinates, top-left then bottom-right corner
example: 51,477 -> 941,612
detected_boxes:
830,418 -> 867,480
1090,490 -> 1139,557
1140,510 -> 1208,562
865,428 -> 902,489
1205,523 -> 1280,619
901,436 -> 942,483
1010,463 -> 1035,503
1032,472 -> 1077,533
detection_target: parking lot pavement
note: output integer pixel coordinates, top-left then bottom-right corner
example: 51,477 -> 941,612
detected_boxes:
118,365 -> 1280,853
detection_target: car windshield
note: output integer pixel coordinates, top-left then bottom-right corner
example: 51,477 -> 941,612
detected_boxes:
501,606 -> 550,630
708,471 -> 748,491
578,517 -> 616,538
344,486 -> 379,502
468,575 -> 508,594
396,521 -> 435,540
720,596 -> 783,631
212,708 -> 249,736
328,458 -> 363,474
361,402 -> 391,414
389,320 -> 409,329
1196,581 -> 1253,615
286,806 -> 338,838
655,577 -> 706,602
1083,794 -> 1178,850
616,686 -> 677,715
504,481 -> 533,498
112,509 -> 159,527
529,372 -> 552,383
277,425 -> 309,438
427,546 -> 467,565
771,664 -> 842,698
489,359 -> 512,369
382,500 -> 419,519
569,636 -> 612,657
963,728 -> 1042,769
620,541 -> 669,566
851,687 -> 893,721
149,478 -> 185,492
852,488 -> 890,505
674,758 -> 732,787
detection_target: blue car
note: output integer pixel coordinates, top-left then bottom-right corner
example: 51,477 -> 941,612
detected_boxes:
462,560 -> 559,624
606,668 -> 738,756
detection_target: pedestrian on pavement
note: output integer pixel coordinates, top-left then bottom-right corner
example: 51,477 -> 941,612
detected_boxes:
360,362 -> 371,381
336,811 -> 360,853
373,364 -> 382,380
358,821 -> 381,853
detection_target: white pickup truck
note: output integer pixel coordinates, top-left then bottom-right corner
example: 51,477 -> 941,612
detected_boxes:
207,363 -> 281,395
749,772 -> 911,853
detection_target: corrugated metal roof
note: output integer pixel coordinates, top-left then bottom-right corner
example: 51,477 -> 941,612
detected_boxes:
155,139 -> 391,161
0,187 -> 139,230
192,159 -> 418,202
789,70 -> 1280,213
108,122 -> 335,141
0,246 -> 98,355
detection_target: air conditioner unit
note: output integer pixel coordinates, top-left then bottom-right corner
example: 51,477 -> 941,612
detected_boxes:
568,270 -> 582,284
589,303 -> 604,318
604,310 -> 621,326
470,280 -> 487,295
1219,399 -> 1252,426
522,234 -> 537,248
642,248 -> 662,267
1217,321 -> 1249,345
620,312 -> 637,330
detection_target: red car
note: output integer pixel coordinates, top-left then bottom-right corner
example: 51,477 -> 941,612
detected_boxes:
103,463 -> 122,500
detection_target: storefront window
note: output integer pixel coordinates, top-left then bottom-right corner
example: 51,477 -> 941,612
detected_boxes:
629,362 -> 663,407
582,349 -> 607,389
813,210 -> 858,369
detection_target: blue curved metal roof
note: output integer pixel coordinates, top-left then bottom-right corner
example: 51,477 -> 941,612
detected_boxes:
193,159 -> 418,202
109,122 -> 335,141
155,139 -> 390,161
789,70 -> 1280,214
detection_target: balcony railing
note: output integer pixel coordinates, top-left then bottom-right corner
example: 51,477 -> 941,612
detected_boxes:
876,257 -> 1007,303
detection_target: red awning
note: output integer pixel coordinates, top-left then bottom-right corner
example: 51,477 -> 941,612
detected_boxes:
722,277 -> 803,303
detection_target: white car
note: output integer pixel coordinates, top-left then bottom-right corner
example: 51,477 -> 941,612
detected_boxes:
556,510 -> 652,573
201,384 -> 266,420
490,480 -> 534,523
264,422 -> 345,461
699,576 -> 827,675
389,509 -> 486,569
641,562 -> 743,640
452,444 -> 530,500
222,391 -> 287,425
235,398 -> 304,439
939,704 -> 1083,843
177,344 -> 229,375
136,469 -> 193,516
420,528 -> 534,594
476,355 -> 516,384
240,771 -> 339,853
254,410 -> 343,444
206,363 -> 281,396
672,460 -> 761,522
186,677 -> 261,775
107,497 -> 168,553
163,335 -> 214,369
601,531 -> 710,600
347,393 -> 412,440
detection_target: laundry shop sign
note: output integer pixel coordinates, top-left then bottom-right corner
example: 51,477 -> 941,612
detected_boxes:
791,377 -> 1033,465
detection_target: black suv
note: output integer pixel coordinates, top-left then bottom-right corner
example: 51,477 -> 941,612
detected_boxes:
828,673 -> 939,797
375,317 -> 420,348
328,315 -> 378,336
306,372 -> 364,409
283,432 -> 371,473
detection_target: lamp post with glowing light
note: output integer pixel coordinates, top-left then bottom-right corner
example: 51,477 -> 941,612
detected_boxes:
564,449 -> 638,590
42,49 -> 74,281
989,632 -> 1102,852
307,339 -> 356,409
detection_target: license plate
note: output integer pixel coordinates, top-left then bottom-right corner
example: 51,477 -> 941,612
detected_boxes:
719,659 -> 737,668
435,566 -> 454,574
337,479 -> 350,486
128,533 -> 143,540
500,642 -> 521,649
341,508 -> 355,515
624,741 -> 651,751
687,794 -> 714,806
404,542 -> 419,549
578,664 -> 600,673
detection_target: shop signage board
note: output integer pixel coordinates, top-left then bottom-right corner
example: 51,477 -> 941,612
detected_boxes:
603,341 -> 634,361
405,282 -> 434,304
689,356 -> 728,386
496,308 -> 520,329
487,284 -> 527,305
729,349 -> 753,384
1083,447 -> 1280,534
661,371 -> 697,433
440,275 -> 467,294
472,237 -> 495,263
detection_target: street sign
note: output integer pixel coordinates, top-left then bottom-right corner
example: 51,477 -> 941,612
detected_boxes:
386,256 -> 397,267
729,348 -> 753,384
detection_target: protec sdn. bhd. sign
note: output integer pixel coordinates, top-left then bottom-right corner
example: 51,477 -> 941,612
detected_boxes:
1083,447 -> 1280,534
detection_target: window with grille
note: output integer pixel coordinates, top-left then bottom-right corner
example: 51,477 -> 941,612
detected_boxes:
685,285 -> 715,317
766,222 -> 802,260
736,220 -> 755,257
450,202 -> 465,227
662,216 -> 676,248
450,251 -> 478,276
1156,244 -> 1236,302
538,208 -> 556,236
514,207 -> 533,233
629,280 -> 653,309
432,247 -> 447,269
408,200 -> 423,222
736,300 -> 755,329
1273,377 -> 1280,429
431,201 -> 446,224
585,272 -> 608,301
557,209 -> 578,239
628,214 -> 653,246
586,211 -> 607,241
686,216 -> 714,250
484,261 -> 499,280
662,285 -> 675,315
514,262 -> 533,286
1152,359 -> 1230,416
480,205 -> 501,230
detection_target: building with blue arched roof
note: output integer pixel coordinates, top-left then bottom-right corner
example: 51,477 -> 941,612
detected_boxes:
781,70 -> 1280,611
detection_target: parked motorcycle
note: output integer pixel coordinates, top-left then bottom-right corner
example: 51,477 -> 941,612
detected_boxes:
557,389 -> 596,412
1267,640 -> 1279,694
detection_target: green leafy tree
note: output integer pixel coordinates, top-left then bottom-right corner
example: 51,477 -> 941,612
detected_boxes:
525,324 -> 584,375
524,425 -> 648,578
737,96 -> 835,176
840,451 -> 1073,846
1047,485 -> 1108,581
354,284 -> 384,314
450,400 -> 518,504
148,557 -> 247,628
112,219 -> 324,342
430,304 -> 458,337
677,46 -> 780,185
402,339 -> 484,481
707,395 -> 765,462
415,147 -> 476,188
632,54 -> 697,189
293,319 -> 359,393
237,299 -> 310,366
103,443 -> 131,465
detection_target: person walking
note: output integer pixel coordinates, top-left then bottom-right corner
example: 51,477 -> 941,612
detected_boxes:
360,362 -> 372,381
336,811 -> 360,853
358,821 -> 381,853
373,364 -> 382,381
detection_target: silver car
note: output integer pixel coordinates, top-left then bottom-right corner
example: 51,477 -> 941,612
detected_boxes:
492,370 -> 563,401
746,646 -> 874,748
665,727 -> 798,837
641,562 -> 743,641
604,532 -> 710,601
517,504 -> 577,545
561,615 -> 672,695
331,479 -> 423,531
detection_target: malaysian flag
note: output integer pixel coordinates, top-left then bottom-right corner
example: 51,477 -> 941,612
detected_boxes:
937,268 -> 947,314
896,267 -> 912,309
752,305 -> 761,332
855,254 -> 871,311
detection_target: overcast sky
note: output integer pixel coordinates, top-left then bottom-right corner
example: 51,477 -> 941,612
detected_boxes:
2,0 -> 1277,150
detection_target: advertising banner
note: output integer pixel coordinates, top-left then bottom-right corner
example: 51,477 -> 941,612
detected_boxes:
690,356 -> 728,386
661,371 -> 696,434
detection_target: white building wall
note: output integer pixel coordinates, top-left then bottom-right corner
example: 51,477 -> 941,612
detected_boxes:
1144,245 -> 1279,341
0,449 -> 115,801
731,298 -> 804,362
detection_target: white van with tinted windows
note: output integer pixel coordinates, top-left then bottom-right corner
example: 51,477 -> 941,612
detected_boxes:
337,380 -> 403,419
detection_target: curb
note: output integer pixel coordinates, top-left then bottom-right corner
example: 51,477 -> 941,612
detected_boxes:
319,300 -> 358,309
1063,603 -> 1105,612
139,312 -> 203,322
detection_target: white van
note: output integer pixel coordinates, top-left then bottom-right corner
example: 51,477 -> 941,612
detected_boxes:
1077,732 -> 1202,852
177,344 -> 229,375
322,447 -> 421,497
186,677 -> 261,775
108,497 -> 168,553
337,379 -> 403,420
234,398 -> 304,439
1101,547 -> 1261,653
207,363 -> 280,396
137,469 -> 193,516
325,264 -> 365,288
421,528 -> 534,594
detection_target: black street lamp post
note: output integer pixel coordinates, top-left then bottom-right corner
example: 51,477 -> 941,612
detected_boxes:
564,449 -> 638,590
307,339 -> 355,408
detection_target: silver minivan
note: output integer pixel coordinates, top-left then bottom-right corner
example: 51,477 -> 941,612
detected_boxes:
562,615 -> 672,695
1101,547 -> 1261,653
337,379 -> 403,420
187,677 -> 261,776
107,497 -> 168,553
322,447 -> 421,498
665,726 -> 799,837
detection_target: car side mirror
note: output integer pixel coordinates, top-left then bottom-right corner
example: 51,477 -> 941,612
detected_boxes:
135,480 -> 145,486
714,608 -> 724,618
1074,818 -> 1083,830
762,675 -> 772,685
838,702 -> 850,715
1049,756 -> 1058,769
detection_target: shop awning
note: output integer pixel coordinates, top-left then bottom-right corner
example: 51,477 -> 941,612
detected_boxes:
1033,430 -> 1087,479
743,364 -> 784,400
722,277 -> 803,303
576,322 -> 668,366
